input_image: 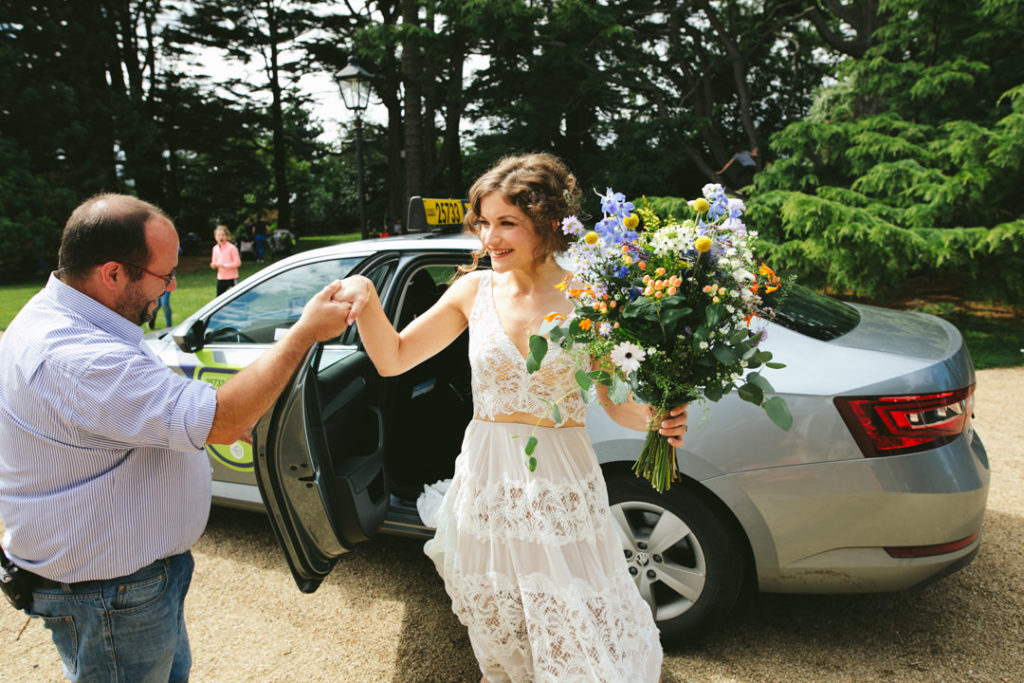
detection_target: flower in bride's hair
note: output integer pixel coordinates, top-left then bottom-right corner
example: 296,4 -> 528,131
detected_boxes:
561,215 -> 584,236
610,341 -> 646,373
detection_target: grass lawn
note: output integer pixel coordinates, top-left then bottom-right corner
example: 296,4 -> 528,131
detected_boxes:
2,233 -> 1021,368
0,233 -> 361,330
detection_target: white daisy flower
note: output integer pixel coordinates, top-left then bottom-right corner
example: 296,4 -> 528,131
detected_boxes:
610,342 -> 646,373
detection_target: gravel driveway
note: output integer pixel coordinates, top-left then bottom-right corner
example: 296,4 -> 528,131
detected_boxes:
2,367 -> 1021,682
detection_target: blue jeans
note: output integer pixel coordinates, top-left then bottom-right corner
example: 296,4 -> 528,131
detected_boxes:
253,234 -> 267,260
27,552 -> 194,683
155,291 -> 172,327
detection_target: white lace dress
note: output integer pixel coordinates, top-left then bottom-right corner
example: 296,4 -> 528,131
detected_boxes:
423,270 -> 663,682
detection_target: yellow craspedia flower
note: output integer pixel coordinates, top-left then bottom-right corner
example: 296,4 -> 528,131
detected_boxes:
623,213 -> 639,230
584,231 -> 599,245
693,198 -> 710,213
695,236 -> 712,252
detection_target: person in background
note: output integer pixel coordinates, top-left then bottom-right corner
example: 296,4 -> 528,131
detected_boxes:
0,193 -> 352,682
210,224 -> 241,296
716,146 -> 759,190
251,220 -> 268,263
148,290 -> 172,330
149,245 -> 181,330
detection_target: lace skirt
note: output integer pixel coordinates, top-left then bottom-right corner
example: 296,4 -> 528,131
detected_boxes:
423,420 -> 662,683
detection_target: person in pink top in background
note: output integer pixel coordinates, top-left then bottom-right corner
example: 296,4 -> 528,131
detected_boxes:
210,224 -> 241,295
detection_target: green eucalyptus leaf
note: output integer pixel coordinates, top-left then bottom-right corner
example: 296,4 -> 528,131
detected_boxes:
588,370 -> 611,385
526,335 -> 548,374
538,318 -> 561,336
525,435 -> 538,456
764,396 -> 793,431
712,345 -> 738,365
575,369 -> 593,391
527,456 -> 537,472
552,404 -> 562,424
706,305 -> 725,328
704,383 -> 724,402
747,372 -> 775,394
766,362 -> 786,369
738,382 -> 764,404
609,375 -> 631,404
622,297 -> 659,322
660,306 -> 691,329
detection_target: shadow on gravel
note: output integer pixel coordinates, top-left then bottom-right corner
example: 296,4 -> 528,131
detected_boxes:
201,506 -> 480,682
199,503 -> 1021,682
661,508 -> 1022,681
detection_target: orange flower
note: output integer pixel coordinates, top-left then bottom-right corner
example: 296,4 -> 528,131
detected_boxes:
544,312 -> 567,323
759,262 -> 781,293
578,318 -> 592,331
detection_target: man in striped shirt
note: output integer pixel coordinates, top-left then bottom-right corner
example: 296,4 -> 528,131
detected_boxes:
0,194 -> 351,682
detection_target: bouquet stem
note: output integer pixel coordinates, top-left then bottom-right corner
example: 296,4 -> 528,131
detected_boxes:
631,408 -> 679,493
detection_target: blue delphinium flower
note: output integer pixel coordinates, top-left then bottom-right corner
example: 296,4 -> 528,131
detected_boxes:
599,188 -> 635,218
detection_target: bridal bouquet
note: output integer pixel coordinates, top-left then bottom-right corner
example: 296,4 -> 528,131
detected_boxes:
527,184 -> 792,492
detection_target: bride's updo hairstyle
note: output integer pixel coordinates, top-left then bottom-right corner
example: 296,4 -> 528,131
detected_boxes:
462,152 -> 582,271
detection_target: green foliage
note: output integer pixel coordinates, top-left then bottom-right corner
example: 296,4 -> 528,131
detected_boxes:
747,0 -> 1024,302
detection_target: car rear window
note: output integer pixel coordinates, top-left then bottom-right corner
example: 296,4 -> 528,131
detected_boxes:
770,284 -> 861,341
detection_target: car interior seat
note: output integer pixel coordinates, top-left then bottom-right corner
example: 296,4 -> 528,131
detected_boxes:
387,269 -> 473,498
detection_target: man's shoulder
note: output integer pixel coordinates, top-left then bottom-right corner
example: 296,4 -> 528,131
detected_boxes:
6,301 -> 139,375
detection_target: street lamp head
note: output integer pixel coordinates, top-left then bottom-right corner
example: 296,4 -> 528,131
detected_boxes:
336,59 -> 374,113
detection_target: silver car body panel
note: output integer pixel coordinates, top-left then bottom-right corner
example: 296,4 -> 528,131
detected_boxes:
145,233 -> 989,592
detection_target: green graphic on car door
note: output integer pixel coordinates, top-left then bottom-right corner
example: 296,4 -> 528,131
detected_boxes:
192,351 -> 253,471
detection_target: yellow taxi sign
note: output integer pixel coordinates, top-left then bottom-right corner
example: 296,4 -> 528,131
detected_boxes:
422,198 -> 468,225
407,196 -> 470,232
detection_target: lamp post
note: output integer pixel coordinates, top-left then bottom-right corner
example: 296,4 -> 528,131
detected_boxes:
335,58 -> 374,240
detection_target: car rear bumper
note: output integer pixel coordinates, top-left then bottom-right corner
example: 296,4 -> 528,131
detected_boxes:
706,431 -> 990,593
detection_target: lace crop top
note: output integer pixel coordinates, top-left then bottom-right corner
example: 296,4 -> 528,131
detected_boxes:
468,270 -> 589,425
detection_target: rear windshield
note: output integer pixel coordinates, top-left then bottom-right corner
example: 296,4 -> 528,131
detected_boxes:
769,284 -> 860,341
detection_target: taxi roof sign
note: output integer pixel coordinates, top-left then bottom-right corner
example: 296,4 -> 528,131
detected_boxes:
407,196 -> 470,233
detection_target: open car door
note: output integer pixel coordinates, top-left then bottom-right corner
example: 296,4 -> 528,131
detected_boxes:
252,343 -> 389,592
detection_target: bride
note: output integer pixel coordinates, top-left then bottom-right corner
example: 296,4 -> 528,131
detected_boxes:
335,153 -> 688,682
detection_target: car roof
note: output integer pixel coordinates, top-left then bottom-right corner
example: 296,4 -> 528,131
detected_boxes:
289,232 -> 481,264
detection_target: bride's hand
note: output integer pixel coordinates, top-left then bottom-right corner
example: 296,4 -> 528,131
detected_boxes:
652,403 -> 689,448
332,275 -> 375,325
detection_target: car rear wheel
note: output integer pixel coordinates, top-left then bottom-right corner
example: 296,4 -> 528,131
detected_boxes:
605,471 -> 745,642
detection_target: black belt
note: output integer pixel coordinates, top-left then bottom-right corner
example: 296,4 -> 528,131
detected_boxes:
31,574 -> 66,590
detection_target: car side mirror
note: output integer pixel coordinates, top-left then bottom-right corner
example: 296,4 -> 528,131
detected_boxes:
173,318 -> 207,353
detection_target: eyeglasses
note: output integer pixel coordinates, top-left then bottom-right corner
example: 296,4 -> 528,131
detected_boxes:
120,262 -> 176,287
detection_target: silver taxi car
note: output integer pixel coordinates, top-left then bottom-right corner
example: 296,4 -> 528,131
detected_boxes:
145,226 -> 989,642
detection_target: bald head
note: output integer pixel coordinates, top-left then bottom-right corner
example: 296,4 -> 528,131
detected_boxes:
58,193 -> 173,284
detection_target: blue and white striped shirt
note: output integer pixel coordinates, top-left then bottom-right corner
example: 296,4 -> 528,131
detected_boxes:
0,274 -> 218,582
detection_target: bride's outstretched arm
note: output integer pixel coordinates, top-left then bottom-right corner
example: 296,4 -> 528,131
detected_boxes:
333,272 -> 476,377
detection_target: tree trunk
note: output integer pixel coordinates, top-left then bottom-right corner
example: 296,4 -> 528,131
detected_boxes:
266,2 -> 291,232
401,0 -> 424,202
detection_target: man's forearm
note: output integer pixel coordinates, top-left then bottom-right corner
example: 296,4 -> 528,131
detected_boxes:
207,326 -> 317,444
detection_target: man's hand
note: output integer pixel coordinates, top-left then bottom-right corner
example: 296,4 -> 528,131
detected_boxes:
330,275 -> 376,325
292,280 -> 353,343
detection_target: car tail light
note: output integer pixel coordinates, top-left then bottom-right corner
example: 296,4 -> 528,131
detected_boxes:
834,385 -> 975,458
